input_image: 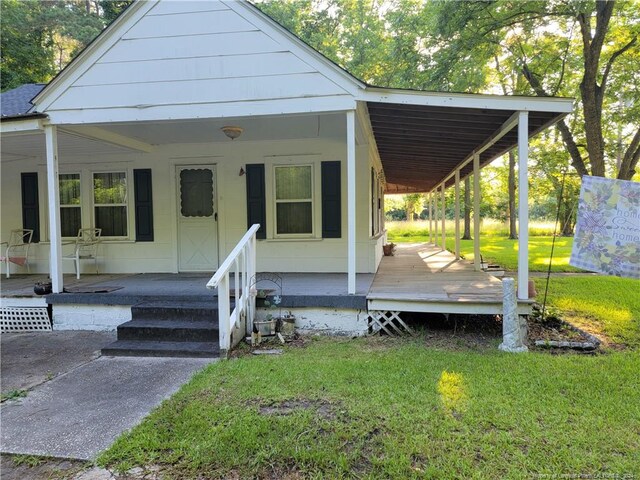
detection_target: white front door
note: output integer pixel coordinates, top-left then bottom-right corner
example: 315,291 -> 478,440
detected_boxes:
177,165 -> 218,272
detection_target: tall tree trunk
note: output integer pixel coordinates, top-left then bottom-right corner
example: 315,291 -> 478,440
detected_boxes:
462,177 -> 472,240
508,150 -> 518,239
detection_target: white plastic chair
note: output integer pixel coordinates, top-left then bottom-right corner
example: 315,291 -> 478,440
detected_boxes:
63,228 -> 102,279
1,229 -> 34,278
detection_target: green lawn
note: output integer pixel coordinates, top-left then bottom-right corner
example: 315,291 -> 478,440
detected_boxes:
386,232 -> 580,273
533,276 -> 640,348
100,338 -> 640,479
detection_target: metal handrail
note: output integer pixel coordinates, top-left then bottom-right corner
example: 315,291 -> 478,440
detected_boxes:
206,224 -> 260,356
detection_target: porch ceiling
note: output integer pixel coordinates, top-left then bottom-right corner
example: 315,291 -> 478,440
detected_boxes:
367,102 -> 563,193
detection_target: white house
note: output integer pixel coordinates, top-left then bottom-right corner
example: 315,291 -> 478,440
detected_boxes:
0,0 -> 573,354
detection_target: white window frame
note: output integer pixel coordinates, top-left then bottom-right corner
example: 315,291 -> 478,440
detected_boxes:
92,170 -> 129,239
273,164 -> 315,238
59,172 -> 82,238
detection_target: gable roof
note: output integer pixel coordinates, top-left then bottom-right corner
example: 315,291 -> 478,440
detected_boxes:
1,84 -> 46,117
30,0 -> 364,121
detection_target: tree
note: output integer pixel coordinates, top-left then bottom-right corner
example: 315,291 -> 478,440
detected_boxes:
425,0 -> 640,181
0,0 -> 56,91
462,177 -> 472,240
404,194 -> 423,222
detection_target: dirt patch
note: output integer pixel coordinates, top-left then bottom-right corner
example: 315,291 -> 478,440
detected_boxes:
257,399 -> 337,420
0,454 -> 90,480
527,305 -> 602,353
401,312 -> 503,350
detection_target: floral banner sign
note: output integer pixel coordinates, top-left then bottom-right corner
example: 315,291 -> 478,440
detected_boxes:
570,176 -> 640,279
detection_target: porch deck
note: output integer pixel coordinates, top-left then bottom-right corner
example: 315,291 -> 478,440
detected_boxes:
367,243 -> 531,315
0,242 -> 530,315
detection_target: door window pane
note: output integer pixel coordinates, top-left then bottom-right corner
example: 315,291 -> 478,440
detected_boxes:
180,169 -> 213,217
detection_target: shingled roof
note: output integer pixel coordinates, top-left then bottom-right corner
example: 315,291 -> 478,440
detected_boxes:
1,84 -> 46,117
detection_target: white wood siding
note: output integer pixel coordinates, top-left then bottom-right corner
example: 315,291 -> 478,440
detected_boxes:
44,1 -> 352,120
1,118 -> 379,276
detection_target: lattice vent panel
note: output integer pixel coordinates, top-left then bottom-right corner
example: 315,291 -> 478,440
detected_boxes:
1,307 -> 52,332
367,310 -> 413,336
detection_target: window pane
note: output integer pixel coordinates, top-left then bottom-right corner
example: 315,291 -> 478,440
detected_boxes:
180,169 -> 213,217
95,206 -> 127,236
59,174 -> 81,205
276,166 -> 311,200
61,208 -> 81,237
277,202 -> 312,234
94,173 -> 127,204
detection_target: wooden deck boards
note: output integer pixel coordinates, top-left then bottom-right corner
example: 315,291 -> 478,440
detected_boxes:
368,243 -> 505,305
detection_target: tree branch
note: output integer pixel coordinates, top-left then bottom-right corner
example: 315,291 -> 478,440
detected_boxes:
618,126 -> 640,180
601,35 -> 637,92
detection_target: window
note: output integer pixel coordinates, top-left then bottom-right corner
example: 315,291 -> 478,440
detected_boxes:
93,172 -> 128,237
59,173 -> 81,237
274,165 -> 313,235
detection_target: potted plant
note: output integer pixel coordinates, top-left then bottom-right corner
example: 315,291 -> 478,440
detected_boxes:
383,242 -> 396,256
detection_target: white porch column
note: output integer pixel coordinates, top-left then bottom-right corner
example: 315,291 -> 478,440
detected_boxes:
454,170 -> 461,260
428,192 -> 433,244
518,111 -> 529,300
440,184 -> 445,251
434,190 -> 438,247
45,125 -> 63,293
347,110 -> 356,295
473,153 -> 481,271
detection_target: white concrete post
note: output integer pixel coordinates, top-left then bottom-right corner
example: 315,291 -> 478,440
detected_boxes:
454,170 -> 461,260
518,111 -> 529,300
45,125 -> 63,293
428,192 -> 433,244
441,184 -> 446,251
347,110 -> 356,295
473,153 -> 481,271
499,277 -> 528,352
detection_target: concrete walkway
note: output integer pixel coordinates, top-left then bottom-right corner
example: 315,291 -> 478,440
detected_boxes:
1,333 -> 213,460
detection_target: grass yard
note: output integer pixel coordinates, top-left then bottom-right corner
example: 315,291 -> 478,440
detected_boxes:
533,276 -> 640,348
386,221 -> 579,272
99,337 -> 640,479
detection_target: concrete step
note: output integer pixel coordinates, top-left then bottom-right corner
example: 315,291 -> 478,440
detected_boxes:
117,319 -> 218,342
102,340 -> 219,358
131,301 -> 222,322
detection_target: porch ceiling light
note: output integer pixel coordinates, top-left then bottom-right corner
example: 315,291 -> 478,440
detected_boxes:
221,126 -> 243,140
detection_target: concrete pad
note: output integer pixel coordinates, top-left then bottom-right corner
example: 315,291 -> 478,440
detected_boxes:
1,331 -> 116,394
1,356 -> 213,460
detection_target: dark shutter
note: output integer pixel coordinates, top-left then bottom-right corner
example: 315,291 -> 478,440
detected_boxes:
321,161 -> 341,238
245,164 -> 266,239
21,173 -> 40,242
134,169 -> 154,242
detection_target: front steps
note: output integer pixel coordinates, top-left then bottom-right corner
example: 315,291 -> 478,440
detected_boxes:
102,301 -> 221,358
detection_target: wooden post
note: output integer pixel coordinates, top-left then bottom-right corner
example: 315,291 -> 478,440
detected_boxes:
428,192 -> 433,244
473,153 -> 481,271
434,190 -> 438,247
454,170 -> 460,260
441,184 -> 445,251
218,274 -> 230,357
347,110 -> 356,295
45,125 -> 63,293
518,111 -> 529,300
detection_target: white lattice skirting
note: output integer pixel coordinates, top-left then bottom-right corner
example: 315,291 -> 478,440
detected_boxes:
1,307 -> 52,332
367,310 -> 414,336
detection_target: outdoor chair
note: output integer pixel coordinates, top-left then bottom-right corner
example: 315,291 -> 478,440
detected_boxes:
63,228 -> 102,279
0,229 -> 34,278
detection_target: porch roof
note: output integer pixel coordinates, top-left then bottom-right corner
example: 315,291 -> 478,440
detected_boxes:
364,93 -> 573,194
